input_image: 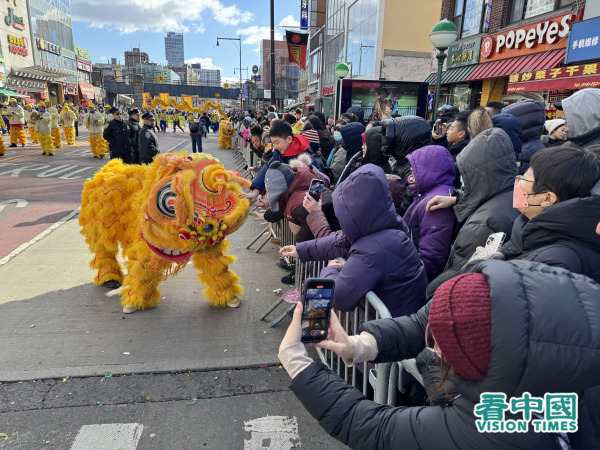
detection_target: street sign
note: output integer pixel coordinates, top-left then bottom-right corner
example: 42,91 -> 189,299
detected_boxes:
252,65 -> 259,74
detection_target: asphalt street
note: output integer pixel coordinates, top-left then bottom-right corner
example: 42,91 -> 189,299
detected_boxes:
0,128 -> 348,449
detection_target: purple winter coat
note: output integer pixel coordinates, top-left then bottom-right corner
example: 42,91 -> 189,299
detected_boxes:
404,145 -> 457,281
296,164 -> 428,318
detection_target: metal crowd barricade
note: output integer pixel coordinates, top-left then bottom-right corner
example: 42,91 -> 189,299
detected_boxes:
314,257 -> 393,405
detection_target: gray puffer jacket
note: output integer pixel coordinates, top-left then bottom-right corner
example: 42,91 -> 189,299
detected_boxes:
562,88 -> 600,149
290,260 -> 600,449
446,128 -> 520,270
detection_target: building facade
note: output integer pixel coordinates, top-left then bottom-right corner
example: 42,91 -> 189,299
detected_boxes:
190,64 -> 221,87
24,0 -> 78,104
125,47 -> 149,68
165,31 -> 184,67
427,0 -> 591,115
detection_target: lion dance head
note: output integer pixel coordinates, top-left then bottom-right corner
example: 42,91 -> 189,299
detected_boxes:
140,153 -> 249,261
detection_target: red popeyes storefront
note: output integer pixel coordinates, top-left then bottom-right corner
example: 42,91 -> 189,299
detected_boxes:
466,10 -> 584,109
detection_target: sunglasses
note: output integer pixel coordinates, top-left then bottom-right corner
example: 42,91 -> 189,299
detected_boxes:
114,112 -> 121,116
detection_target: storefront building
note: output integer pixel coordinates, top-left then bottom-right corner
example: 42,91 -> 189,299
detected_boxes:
425,36 -> 483,110
25,0 -> 77,104
428,0 -> 590,116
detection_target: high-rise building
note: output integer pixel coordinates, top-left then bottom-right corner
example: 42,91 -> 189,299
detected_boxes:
165,32 -> 184,67
125,48 -> 150,68
190,64 -> 221,87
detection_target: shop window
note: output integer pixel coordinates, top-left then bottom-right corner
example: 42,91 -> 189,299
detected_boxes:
508,0 -> 573,24
453,0 -> 486,37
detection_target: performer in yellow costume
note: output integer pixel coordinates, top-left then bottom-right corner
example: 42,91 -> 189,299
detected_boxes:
47,104 -> 62,148
79,153 -> 251,313
218,119 -> 234,148
36,102 -> 54,155
59,105 -> 76,145
84,103 -> 105,158
0,102 -> 9,135
7,98 -> 26,147
24,103 -> 38,144
101,104 -> 113,154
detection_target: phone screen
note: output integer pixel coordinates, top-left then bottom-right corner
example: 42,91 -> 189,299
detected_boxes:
434,120 -> 441,135
301,283 -> 333,343
309,179 -> 324,202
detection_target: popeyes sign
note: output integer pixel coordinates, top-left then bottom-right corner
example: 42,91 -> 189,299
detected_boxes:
480,11 -> 583,62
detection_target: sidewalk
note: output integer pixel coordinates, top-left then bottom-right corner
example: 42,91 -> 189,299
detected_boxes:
0,141 -> 291,382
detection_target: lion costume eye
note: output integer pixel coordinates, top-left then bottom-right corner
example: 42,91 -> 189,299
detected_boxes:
156,182 -> 177,217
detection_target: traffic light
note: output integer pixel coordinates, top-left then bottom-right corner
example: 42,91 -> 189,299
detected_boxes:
156,75 -> 165,83
223,83 -> 229,89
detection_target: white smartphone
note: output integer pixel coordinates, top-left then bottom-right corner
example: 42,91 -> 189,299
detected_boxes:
484,232 -> 506,253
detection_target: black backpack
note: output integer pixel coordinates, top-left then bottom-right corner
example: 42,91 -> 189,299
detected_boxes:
189,122 -> 200,133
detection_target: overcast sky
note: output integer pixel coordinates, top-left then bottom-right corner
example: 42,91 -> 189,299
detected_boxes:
71,0 -> 301,84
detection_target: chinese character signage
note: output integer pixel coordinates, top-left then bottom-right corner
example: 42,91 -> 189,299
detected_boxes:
74,45 -> 91,63
566,17 -> 600,64
479,11 -> 581,62
300,0 -> 308,30
507,63 -> 600,93
286,31 -> 308,70
7,34 -> 27,56
448,37 -> 481,69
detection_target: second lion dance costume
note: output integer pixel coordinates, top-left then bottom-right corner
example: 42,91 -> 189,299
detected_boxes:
25,104 -> 38,144
60,105 -> 76,145
36,102 -> 54,156
7,99 -> 26,147
85,103 -> 106,158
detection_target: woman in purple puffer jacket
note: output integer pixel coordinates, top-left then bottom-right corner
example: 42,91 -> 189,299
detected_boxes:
404,145 -> 457,281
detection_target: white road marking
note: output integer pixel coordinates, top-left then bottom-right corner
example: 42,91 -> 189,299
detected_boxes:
244,416 -> 301,449
0,208 -> 79,266
70,423 -> 143,450
0,199 -> 28,212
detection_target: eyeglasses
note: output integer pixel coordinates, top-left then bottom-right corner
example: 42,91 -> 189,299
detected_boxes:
114,113 -> 121,116
515,175 -> 534,184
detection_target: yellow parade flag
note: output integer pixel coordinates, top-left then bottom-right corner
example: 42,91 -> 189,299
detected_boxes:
159,93 -> 169,102
182,96 -> 192,108
142,93 -> 152,108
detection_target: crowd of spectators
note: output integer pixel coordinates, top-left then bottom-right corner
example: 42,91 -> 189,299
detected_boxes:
240,89 -> 600,449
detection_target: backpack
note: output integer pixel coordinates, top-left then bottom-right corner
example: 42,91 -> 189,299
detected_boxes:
189,122 -> 200,133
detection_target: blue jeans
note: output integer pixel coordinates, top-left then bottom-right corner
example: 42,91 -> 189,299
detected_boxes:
191,134 -> 202,153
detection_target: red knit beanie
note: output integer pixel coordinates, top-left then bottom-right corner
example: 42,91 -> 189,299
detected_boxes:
428,273 -> 492,381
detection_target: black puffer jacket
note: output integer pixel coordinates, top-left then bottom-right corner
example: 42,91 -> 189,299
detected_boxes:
445,128 -> 520,270
103,119 -> 133,162
501,190 -> 600,283
290,260 -> 600,449
362,126 -> 391,174
381,116 -> 432,181
340,122 -> 365,163
503,99 -> 546,174
128,118 -> 140,164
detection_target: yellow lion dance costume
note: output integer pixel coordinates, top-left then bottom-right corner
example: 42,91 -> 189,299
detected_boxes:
218,120 -> 234,149
79,153 -> 251,313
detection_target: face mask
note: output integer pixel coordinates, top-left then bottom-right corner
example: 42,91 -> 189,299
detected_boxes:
334,131 -> 342,143
512,178 -> 542,213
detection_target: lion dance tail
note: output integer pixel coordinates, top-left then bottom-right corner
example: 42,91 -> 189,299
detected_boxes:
193,239 -> 244,307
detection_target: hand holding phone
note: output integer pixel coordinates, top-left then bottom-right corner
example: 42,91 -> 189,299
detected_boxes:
309,178 -> 325,202
301,278 -> 334,343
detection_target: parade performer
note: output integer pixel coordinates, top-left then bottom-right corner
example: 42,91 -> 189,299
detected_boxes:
159,110 -> 167,133
60,104 -> 76,145
47,104 -> 62,148
218,119 -> 234,148
7,98 -> 26,147
79,153 -> 251,313
84,103 -> 106,158
101,104 -> 113,154
24,103 -> 38,144
36,102 -> 54,156
1,102 -> 10,134
210,112 -> 219,133
173,109 -> 184,132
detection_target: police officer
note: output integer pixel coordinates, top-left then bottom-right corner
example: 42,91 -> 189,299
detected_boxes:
139,112 -> 160,164
128,108 -> 141,164
103,107 -> 133,163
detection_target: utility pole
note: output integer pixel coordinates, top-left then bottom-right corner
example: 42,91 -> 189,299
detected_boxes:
239,34 -> 243,111
270,0 -> 275,109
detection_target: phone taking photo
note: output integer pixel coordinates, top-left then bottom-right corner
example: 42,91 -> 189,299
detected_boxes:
309,178 -> 325,202
484,232 -> 506,253
301,278 -> 334,343
434,120 -> 441,135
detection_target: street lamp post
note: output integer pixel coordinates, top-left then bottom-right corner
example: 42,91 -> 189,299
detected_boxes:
334,62 -> 349,121
429,20 -> 458,123
217,35 -> 243,111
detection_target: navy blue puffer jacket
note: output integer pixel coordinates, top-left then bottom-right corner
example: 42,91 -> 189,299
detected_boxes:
503,99 -> 546,174
340,121 -> 365,163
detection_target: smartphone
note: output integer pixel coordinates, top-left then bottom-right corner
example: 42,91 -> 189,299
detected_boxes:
301,278 -> 334,343
434,120 -> 441,135
484,232 -> 506,253
309,178 -> 325,202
